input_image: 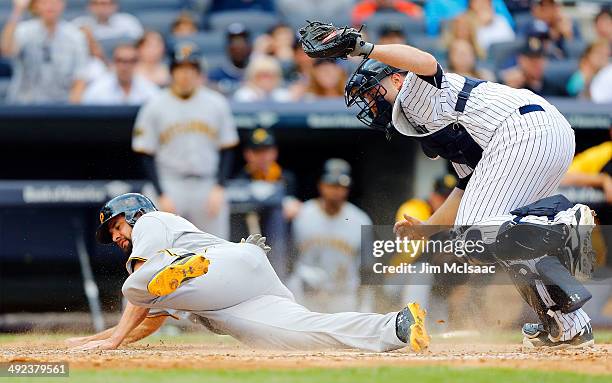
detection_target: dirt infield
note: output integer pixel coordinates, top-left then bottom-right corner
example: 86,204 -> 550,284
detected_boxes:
1,337 -> 610,375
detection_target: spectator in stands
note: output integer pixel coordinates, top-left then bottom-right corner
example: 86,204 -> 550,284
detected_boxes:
207,0 -> 275,13
500,36 -> 561,96
208,23 -> 251,96
1,0 -> 88,104
561,129 -> 612,203
81,43 -> 158,105
594,7 -> 612,48
377,22 -> 407,45
590,63 -> 612,104
276,0 -> 353,24
233,56 -> 290,102
72,0 -> 142,42
468,0 -> 515,51
443,13 -> 486,59
566,40 -> 610,99
134,31 -> 170,87
288,159 -> 372,312
424,0 -> 513,36
69,25 -> 110,102
252,24 -> 295,68
286,41 -> 314,100
526,0 -> 578,56
352,0 -> 423,27
448,39 -> 495,81
301,58 -> 346,100
234,128 -> 301,279
170,12 -> 199,38
523,20 -> 565,60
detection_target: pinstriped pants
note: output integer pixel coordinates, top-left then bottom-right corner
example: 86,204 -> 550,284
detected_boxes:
455,103 -> 575,226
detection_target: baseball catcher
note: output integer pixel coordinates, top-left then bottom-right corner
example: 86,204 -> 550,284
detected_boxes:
300,21 -> 595,348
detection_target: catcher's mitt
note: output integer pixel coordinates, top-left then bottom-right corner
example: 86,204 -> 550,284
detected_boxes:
299,21 -> 374,59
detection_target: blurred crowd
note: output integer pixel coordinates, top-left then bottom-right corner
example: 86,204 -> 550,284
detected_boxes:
0,0 -> 610,105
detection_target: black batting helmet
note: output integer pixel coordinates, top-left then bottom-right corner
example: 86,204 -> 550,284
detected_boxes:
344,59 -> 406,139
96,193 -> 157,244
171,42 -> 202,72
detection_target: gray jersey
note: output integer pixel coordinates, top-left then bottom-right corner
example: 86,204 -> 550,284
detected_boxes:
132,87 -> 239,177
292,200 -> 372,293
125,211 -> 227,274
8,19 -> 88,104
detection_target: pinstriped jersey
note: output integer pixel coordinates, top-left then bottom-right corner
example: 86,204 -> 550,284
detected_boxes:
391,64 -> 553,149
391,63 -> 561,181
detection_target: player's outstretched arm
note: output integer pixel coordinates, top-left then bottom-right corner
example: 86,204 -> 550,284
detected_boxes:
368,44 -> 438,77
66,315 -> 167,348
71,302 -> 150,351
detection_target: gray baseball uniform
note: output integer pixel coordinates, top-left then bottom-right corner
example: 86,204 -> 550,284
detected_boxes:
132,87 -> 239,239
289,199 -> 372,312
121,211 -> 406,352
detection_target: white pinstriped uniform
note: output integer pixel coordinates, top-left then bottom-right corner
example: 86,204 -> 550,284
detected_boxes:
392,65 -> 575,226
391,64 -> 584,341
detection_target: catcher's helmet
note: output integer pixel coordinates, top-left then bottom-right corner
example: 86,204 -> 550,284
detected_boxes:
344,59 -> 405,138
170,42 -> 202,72
95,193 -> 157,244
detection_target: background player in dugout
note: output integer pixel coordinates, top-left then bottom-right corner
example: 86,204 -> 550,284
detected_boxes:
288,159 -> 373,313
234,127 -> 302,279
132,44 -> 238,239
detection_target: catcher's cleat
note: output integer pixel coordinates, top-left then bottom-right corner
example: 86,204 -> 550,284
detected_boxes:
396,302 -> 430,352
147,254 -> 210,296
522,322 -> 594,349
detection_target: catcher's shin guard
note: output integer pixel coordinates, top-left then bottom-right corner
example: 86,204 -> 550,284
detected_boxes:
535,256 -> 592,314
505,263 -> 561,338
147,253 -> 210,296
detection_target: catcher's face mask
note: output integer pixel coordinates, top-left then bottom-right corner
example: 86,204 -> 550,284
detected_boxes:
345,59 -> 404,139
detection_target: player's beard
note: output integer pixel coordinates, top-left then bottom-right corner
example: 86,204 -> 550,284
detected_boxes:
119,240 -> 133,256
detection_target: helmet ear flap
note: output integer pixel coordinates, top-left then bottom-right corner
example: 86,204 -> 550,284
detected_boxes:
124,209 -> 144,226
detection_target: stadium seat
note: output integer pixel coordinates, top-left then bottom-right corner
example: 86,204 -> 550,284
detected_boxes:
488,40 -> 524,70
207,10 -> 279,36
514,12 -> 534,35
120,0 -> 189,13
409,35 -> 446,62
0,58 -> 12,78
544,59 -> 578,84
137,9 -> 200,36
0,78 -> 11,102
167,31 -> 226,56
565,40 -> 587,59
63,0 -> 89,10
99,37 -> 139,58
63,8 -> 88,22
363,12 -> 426,42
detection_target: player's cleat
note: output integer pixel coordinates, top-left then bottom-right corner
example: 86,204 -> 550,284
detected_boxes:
522,322 -> 594,349
147,254 -> 210,296
396,302 -> 430,352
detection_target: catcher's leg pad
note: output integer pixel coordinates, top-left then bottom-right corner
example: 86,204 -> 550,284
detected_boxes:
495,221 -> 569,261
535,256 -> 592,314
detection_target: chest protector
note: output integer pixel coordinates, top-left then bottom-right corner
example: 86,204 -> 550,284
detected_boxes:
413,77 -> 486,169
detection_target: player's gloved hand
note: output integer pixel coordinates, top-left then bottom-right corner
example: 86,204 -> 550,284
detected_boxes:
240,233 -> 272,254
299,21 -> 374,59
